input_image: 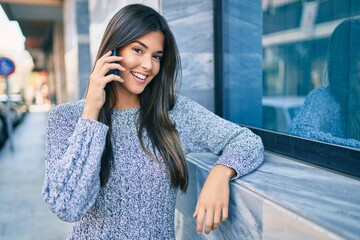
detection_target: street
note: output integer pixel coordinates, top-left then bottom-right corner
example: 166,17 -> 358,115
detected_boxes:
0,107 -> 72,240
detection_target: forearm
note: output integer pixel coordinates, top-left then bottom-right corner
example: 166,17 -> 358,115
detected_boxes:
43,117 -> 108,221
210,165 -> 236,181
82,104 -> 101,120
216,128 -> 264,179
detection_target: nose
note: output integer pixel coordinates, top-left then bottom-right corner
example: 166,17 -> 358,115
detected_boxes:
141,55 -> 152,71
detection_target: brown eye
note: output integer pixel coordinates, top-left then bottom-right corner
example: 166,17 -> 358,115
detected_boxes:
133,47 -> 142,54
153,55 -> 162,62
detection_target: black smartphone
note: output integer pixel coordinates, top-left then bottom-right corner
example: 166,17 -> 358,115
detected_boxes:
106,48 -> 120,77
105,48 -> 119,90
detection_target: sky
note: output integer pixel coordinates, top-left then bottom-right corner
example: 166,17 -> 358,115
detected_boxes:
0,4 -> 8,21
0,5 -> 26,54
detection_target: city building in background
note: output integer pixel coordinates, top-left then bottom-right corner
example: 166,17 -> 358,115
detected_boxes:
0,7 -> 33,100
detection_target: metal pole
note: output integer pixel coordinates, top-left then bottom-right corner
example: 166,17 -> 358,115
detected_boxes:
5,76 -> 14,151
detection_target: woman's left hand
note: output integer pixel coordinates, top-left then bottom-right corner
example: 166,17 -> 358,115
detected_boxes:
193,165 -> 235,235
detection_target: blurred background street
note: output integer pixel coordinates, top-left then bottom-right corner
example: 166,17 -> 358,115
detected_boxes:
0,105 -> 72,240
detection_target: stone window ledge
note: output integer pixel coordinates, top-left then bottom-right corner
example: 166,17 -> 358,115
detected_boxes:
175,152 -> 360,239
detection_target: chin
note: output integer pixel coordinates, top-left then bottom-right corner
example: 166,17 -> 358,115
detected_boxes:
130,87 -> 146,95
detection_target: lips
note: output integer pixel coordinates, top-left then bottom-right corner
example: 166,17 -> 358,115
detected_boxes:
131,71 -> 147,82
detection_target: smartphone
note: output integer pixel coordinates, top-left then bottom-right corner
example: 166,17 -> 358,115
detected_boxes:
106,48 -> 120,76
105,48 -> 119,90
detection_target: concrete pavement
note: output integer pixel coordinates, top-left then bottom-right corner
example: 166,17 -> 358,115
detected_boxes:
0,107 -> 72,240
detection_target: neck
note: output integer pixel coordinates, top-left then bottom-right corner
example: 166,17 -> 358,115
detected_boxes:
112,87 -> 140,110
113,99 -> 140,109
112,94 -> 140,109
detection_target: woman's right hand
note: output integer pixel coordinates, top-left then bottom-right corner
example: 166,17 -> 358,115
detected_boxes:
82,51 -> 125,120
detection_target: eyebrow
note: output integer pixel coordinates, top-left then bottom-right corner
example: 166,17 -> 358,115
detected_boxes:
133,40 -> 163,54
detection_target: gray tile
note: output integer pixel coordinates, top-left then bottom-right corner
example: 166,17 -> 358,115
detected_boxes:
223,0 -> 262,54
180,89 -> 214,112
180,53 -> 214,90
176,152 -> 360,239
223,0 -> 262,27
162,0 -> 213,53
76,1 -> 90,34
242,153 -> 360,240
262,199 -> 342,240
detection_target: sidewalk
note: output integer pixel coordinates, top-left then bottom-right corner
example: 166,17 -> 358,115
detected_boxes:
0,107 -> 72,240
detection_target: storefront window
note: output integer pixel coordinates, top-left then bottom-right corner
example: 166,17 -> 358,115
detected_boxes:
262,0 -> 360,149
216,0 -> 360,177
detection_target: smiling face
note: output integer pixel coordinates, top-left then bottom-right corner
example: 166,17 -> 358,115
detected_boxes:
115,31 -> 164,107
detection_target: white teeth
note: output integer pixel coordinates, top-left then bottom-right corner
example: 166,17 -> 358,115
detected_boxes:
131,72 -> 146,80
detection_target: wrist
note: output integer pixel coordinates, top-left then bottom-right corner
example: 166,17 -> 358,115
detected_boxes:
82,104 -> 100,120
211,165 -> 236,181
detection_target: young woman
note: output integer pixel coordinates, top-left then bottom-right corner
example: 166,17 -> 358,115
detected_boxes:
42,4 -> 264,239
289,18 -> 360,148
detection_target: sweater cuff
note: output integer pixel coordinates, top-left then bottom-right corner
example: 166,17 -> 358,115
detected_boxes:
68,117 -> 109,145
214,153 -> 255,181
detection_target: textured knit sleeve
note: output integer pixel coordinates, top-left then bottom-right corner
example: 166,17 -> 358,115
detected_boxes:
288,87 -> 360,149
42,103 -> 109,222
172,96 -> 264,179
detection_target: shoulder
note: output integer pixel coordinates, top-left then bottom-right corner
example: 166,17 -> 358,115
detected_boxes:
170,94 -> 219,128
295,87 -> 341,123
171,94 -> 207,113
303,87 -> 337,107
48,99 -> 85,124
306,87 -> 334,101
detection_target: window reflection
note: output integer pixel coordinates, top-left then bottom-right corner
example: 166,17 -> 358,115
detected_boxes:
262,0 -> 360,149
288,18 -> 360,148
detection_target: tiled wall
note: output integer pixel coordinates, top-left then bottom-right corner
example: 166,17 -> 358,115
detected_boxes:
162,0 -> 215,111
63,0 -> 79,101
63,0 -> 94,100
76,0 -> 91,99
222,0 -> 263,126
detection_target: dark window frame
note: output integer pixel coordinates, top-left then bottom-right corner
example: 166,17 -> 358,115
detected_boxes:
213,0 -> 360,179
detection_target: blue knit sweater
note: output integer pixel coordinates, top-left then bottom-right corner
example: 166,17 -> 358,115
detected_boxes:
42,95 -> 264,239
289,87 -> 360,148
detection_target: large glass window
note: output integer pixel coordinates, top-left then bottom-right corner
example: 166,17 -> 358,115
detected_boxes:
216,0 -> 360,177
263,0 -> 360,149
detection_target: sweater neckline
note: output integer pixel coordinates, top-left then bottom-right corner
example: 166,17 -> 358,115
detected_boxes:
111,107 -> 140,113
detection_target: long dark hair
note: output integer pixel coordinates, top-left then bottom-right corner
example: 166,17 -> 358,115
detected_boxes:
327,18 -> 360,140
91,4 -> 188,191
